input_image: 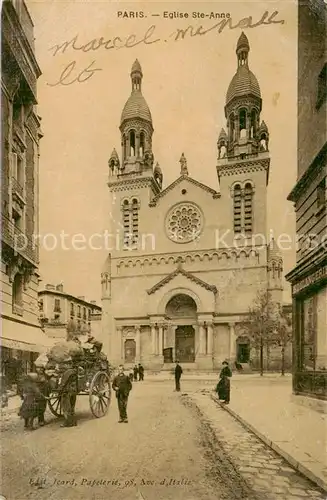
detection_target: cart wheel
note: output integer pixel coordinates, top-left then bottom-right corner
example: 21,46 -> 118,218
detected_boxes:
89,372 -> 111,418
48,393 -> 62,418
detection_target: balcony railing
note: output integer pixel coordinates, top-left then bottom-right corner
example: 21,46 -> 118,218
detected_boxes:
1,214 -> 38,264
12,177 -> 24,199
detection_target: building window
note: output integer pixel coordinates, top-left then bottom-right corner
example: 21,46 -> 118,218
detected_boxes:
139,132 -> 145,157
83,307 -> 86,320
239,108 -> 247,139
54,298 -> 61,313
12,273 -> 23,316
233,184 -> 242,233
316,63 -> 327,109
131,198 -> 139,245
122,198 -> 139,248
88,309 -> 91,320
38,299 -> 43,311
70,302 -> 75,316
77,305 -> 81,318
301,295 -> 317,371
317,178 -> 326,213
130,130 -> 136,156
243,183 -> 253,233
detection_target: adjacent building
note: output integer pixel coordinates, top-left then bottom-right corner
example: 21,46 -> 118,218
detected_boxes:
38,283 -> 102,340
286,0 -> 327,404
101,34 -> 289,371
1,0 -> 52,376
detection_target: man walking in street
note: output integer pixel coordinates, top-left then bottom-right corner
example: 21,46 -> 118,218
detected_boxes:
112,365 -> 132,423
138,363 -> 144,381
174,360 -> 183,392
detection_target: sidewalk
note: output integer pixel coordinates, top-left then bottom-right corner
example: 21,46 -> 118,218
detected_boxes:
215,378 -> 327,492
1,395 -> 21,417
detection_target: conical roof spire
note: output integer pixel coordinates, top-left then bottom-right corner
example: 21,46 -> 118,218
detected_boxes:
236,32 -> 250,53
131,59 -> 142,76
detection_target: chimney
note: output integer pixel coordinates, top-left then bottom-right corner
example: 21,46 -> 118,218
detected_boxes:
90,300 -> 97,305
46,284 -> 55,290
77,296 -> 85,301
56,283 -> 64,292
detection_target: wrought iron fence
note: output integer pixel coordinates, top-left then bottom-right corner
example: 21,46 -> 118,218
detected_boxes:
293,370 -> 327,399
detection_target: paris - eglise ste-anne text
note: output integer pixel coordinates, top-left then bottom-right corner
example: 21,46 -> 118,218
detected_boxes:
117,11 -> 231,20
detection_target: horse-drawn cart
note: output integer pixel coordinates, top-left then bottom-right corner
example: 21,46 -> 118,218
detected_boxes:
44,345 -> 113,420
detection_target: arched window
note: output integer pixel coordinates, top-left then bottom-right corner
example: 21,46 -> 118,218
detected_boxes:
130,130 -> 136,156
123,199 -> 131,245
244,183 -> 253,233
131,198 -> 139,245
233,184 -> 242,233
122,198 -> 140,248
12,273 -> 23,315
123,135 -> 127,161
239,109 -> 247,139
139,132 -> 145,157
250,110 -> 257,138
229,114 -> 235,142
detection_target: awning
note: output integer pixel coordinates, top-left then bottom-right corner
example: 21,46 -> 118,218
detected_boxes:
1,318 -> 56,353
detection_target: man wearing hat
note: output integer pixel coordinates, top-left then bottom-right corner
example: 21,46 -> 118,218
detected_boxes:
112,365 -> 132,423
58,358 -> 79,427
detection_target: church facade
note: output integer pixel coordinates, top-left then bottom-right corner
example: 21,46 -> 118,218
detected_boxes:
101,33 -> 284,371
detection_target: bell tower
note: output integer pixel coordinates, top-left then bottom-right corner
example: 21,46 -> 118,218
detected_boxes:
107,60 -> 163,255
217,32 -> 270,240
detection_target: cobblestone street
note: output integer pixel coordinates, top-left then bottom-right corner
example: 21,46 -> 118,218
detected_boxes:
1,381 -> 326,500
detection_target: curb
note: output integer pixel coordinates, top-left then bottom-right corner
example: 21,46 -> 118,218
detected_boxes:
210,394 -> 327,494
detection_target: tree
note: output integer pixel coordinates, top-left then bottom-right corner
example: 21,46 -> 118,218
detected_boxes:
270,308 -> 293,376
240,291 -> 275,376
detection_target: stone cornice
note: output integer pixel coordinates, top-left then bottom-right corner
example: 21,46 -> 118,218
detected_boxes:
149,175 -> 220,207
147,265 -> 217,295
217,158 -> 270,178
287,143 -> 327,203
116,247 -> 260,270
108,175 -> 160,195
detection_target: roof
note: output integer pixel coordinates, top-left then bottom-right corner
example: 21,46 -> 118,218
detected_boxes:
131,59 -> 142,74
237,32 -> 250,52
147,266 -> 217,295
226,65 -> 261,104
149,175 -> 220,206
38,289 -> 102,310
120,90 -> 152,124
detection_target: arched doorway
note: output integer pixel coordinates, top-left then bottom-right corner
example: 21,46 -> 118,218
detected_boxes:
165,294 -> 197,363
124,339 -> 136,363
236,335 -> 251,363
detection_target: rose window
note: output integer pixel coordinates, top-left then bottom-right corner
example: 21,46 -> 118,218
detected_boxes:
166,203 -> 203,243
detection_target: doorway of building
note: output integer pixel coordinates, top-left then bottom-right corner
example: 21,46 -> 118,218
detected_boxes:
124,339 -> 136,363
175,325 -> 195,363
237,343 -> 250,363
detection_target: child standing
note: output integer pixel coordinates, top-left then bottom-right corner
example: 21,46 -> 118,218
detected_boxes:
18,373 -> 41,430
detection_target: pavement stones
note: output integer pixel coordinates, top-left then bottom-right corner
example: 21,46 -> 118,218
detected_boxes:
188,390 -> 326,500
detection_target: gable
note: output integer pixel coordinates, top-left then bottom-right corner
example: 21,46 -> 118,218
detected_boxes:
149,175 -> 220,207
147,265 -> 217,295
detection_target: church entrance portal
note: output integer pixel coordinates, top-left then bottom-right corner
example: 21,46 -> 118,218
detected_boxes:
175,325 -> 195,363
165,293 -> 197,363
124,339 -> 136,363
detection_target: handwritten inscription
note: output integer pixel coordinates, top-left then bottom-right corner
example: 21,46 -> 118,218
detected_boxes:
47,11 -> 285,86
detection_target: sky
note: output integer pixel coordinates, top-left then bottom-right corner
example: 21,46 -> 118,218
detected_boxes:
26,0 -> 297,304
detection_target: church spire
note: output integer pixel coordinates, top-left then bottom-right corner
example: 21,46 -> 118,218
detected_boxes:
131,59 -> 143,91
236,32 -> 250,68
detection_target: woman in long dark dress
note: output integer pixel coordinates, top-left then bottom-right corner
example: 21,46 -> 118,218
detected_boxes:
18,373 -> 42,430
216,361 -> 232,404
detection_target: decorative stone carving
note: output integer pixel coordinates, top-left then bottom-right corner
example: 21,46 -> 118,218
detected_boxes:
165,202 -> 203,243
179,153 -> 188,175
143,149 -> 154,169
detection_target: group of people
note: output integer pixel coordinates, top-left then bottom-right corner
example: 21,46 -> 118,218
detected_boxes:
128,364 -> 144,382
17,356 -> 233,430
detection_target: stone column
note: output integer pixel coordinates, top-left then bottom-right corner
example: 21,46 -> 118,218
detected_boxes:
135,325 -> 141,362
135,133 -> 140,157
116,326 -> 123,361
198,322 -> 206,355
229,322 -> 236,360
151,324 -> 157,355
158,324 -> 164,356
207,323 -> 213,355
